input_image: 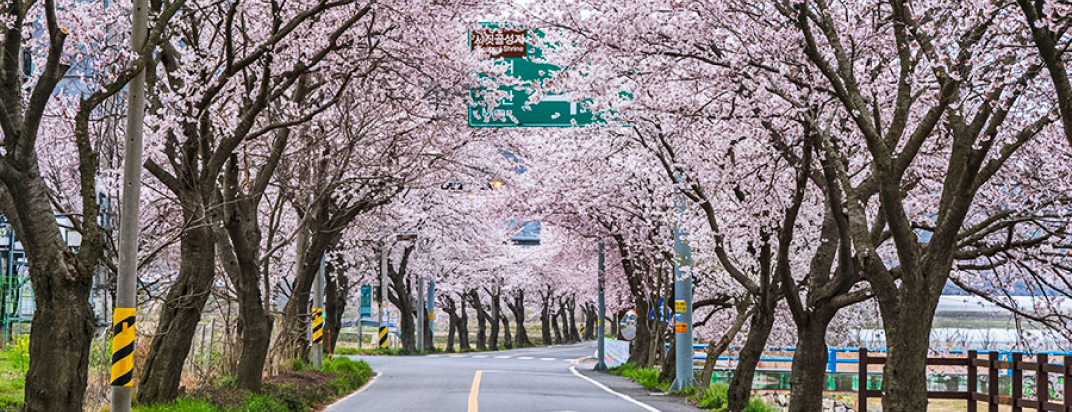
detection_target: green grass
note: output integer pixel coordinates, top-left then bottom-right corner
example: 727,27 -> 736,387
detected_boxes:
133,357 -> 372,412
333,347 -> 403,356
0,335 -> 29,408
609,363 -> 669,392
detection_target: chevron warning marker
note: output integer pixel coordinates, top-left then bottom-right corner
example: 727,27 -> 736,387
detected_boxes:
311,308 -> 324,345
111,308 -> 136,387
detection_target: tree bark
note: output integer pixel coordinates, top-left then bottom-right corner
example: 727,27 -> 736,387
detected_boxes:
508,290 -> 531,347
458,294 -> 471,351
487,289 -> 501,350
6,173 -> 96,412
699,305 -> 750,389
660,336 -> 676,384
551,308 -> 563,345
501,313 -> 513,349
727,307 -> 775,412
880,293 -> 938,412
540,290 -> 553,345
567,296 -> 580,342
787,310 -> 834,412
138,221 -> 216,404
468,291 -> 488,351
443,296 -> 457,353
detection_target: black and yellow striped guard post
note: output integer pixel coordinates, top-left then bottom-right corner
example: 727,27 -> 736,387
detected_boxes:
378,325 -> 388,348
311,308 -> 324,345
111,307 -> 136,387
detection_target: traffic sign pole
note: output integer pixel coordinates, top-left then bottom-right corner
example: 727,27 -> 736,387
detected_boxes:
310,254 -> 325,367
379,243 -> 389,349
426,280 -> 435,352
669,219 -> 697,391
595,243 -> 607,371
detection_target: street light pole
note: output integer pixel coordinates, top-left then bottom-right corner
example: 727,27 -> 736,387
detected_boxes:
595,242 -> 607,371
111,0 -> 148,408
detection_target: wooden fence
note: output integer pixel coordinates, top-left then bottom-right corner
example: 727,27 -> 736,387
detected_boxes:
858,348 -> 1072,411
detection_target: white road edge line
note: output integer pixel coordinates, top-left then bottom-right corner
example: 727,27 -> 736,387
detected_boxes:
568,366 -> 662,412
323,370 -> 381,411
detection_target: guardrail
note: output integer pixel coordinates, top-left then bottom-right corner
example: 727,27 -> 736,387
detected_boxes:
683,343 -> 1072,376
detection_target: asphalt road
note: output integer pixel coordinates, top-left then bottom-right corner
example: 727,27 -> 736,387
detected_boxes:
324,342 -> 708,412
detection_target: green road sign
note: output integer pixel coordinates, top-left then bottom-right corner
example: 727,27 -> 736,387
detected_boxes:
468,25 -> 599,128
360,285 -> 371,319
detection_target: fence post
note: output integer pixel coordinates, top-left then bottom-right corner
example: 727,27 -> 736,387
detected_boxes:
989,351 -> 1000,412
1012,352 -> 1022,412
969,350 -> 978,412
1063,355 -> 1070,412
859,347 -> 868,410
1037,353 -> 1049,412
829,349 -> 837,374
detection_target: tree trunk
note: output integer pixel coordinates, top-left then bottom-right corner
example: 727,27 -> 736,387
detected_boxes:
501,313 -> 513,349
444,296 -> 457,353
458,295 -> 471,351
558,300 -> 571,343
567,297 -> 580,342
699,305 -> 750,389
787,311 -> 834,412
631,300 -> 653,367
324,270 -> 348,355
727,307 -> 775,412
583,303 -> 596,340
551,309 -> 563,344
469,291 -> 488,351
138,222 -> 216,404
0,170 -> 96,412
509,291 -> 531,347
488,290 -> 501,350
540,293 -> 552,345
881,294 -> 938,412
660,337 -> 676,384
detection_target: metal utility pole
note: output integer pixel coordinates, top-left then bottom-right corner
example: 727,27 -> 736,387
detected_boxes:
595,242 -> 608,371
111,0 -> 148,409
416,276 -> 425,353
310,254 -> 325,367
668,220 -> 697,390
379,243 -> 389,349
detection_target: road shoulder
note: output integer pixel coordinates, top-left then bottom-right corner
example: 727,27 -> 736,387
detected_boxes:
572,365 -> 710,412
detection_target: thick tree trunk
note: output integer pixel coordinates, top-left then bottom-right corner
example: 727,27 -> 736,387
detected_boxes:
727,308 -> 775,412
551,309 -> 563,344
469,291 -> 488,351
881,294 -> 938,412
1,170 -> 96,412
508,291 -> 531,347
631,300 -> 653,367
458,295 -> 471,351
324,271 -> 348,355
488,291 -> 500,350
501,313 -> 513,349
540,293 -> 553,345
583,303 -> 596,340
787,311 -> 834,412
567,297 -> 580,342
138,223 -> 216,404
443,296 -> 457,353
558,300 -> 571,343
660,337 -> 676,384
699,306 -> 750,389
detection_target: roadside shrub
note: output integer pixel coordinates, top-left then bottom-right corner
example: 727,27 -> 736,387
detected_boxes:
692,383 -> 729,410
742,397 -> 779,412
610,363 -> 665,391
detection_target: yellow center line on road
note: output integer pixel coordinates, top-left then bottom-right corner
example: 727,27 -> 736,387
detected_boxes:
467,370 -> 483,412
